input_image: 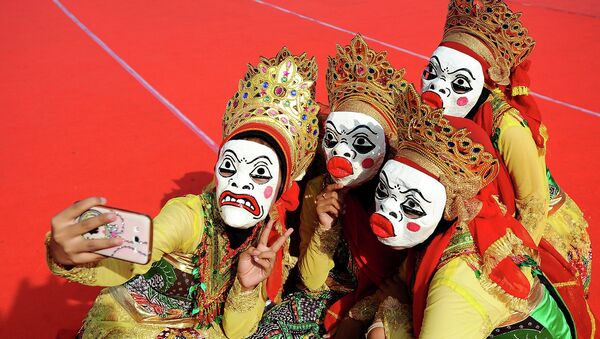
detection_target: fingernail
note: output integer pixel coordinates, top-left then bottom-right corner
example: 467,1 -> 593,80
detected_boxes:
114,238 -> 124,245
99,197 -> 107,204
106,213 -> 117,221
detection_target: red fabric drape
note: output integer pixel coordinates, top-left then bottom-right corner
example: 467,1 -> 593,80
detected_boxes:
323,192 -> 405,331
266,181 -> 300,302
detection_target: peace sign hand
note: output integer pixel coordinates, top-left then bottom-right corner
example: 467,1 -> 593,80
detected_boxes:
236,219 -> 293,291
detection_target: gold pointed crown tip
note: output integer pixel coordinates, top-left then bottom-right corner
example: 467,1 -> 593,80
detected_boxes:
223,50 -> 320,182
442,0 -> 535,77
326,35 -> 407,137
395,83 -> 498,188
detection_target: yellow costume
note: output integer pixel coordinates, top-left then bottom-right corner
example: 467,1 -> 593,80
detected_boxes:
490,92 -> 592,292
424,0 -> 592,292
248,34 -> 407,337
48,194 -> 264,338
372,84 -> 575,338
46,47 -> 320,338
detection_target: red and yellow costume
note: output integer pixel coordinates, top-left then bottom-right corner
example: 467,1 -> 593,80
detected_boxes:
376,84 -> 596,338
46,47 -> 320,338
432,0 -> 593,295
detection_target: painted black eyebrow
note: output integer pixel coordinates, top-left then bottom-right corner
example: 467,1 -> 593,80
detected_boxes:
248,155 -> 273,165
430,56 -> 443,71
223,149 -> 241,162
325,121 -> 342,134
447,67 -> 476,80
380,170 -> 391,188
347,124 -> 378,135
400,188 -> 432,203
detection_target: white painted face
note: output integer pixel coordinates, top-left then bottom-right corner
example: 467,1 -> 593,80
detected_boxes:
322,111 -> 386,188
370,160 -> 447,249
421,46 -> 485,118
215,140 -> 281,229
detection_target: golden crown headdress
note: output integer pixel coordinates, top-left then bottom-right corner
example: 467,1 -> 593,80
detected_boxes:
223,48 -> 320,184
441,0 -> 535,85
326,33 -> 408,140
395,83 -> 499,191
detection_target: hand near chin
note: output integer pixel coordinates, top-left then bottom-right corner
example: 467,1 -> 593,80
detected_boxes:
316,183 -> 345,230
49,197 -> 123,266
237,219 -> 293,291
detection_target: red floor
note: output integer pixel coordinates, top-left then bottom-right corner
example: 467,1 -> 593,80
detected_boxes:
1,0 -> 598,336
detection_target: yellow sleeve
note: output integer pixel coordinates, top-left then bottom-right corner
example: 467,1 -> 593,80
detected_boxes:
297,175 -> 340,291
47,195 -> 204,286
379,297 -> 412,339
497,112 -> 549,244
222,278 -> 267,338
419,258 -> 512,338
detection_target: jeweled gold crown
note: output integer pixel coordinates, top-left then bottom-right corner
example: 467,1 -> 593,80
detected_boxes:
223,48 -> 320,184
326,33 -> 407,139
395,83 -> 499,189
442,0 -> 535,85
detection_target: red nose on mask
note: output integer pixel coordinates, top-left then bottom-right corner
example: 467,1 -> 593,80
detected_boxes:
327,156 -> 354,179
422,91 -> 444,109
370,213 -> 395,238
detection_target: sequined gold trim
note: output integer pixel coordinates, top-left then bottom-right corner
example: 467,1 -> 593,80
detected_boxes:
326,34 -> 407,142
327,309 -> 341,319
543,194 -> 592,293
109,285 -> 196,326
163,253 -> 194,274
45,233 -> 98,285
441,0 -> 535,85
512,86 -> 529,96
224,278 -> 261,314
395,84 -> 499,195
587,300 -> 596,339
314,222 -> 342,256
552,280 -> 579,288
498,279 -> 544,326
516,193 -> 547,243
478,229 -> 537,313
348,294 -> 379,322
376,297 -> 412,337
222,48 -> 320,182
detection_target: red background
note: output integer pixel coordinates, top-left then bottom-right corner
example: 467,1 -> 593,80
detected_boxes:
1,0 -> 598,336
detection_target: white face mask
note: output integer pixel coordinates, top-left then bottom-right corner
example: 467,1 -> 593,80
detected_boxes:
322,111 -> 386,188
370,160 -> 447,249
421,46 -> 485,118
215,140 -> 281,229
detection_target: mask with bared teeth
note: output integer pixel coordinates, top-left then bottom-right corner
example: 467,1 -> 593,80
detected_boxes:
215,140 -> 281,229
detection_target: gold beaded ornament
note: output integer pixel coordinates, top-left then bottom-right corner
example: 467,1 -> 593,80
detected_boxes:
222,48 -> 320,186
441,0 -> 535,85
326,33 -> 408,141
394,83 -> 500,223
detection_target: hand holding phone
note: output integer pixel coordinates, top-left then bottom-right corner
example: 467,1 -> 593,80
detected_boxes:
79,206 -> 152,264
49,197 -> 152,266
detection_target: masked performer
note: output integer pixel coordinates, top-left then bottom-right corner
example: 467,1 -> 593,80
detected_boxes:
45,48 -> 320,338
366,84 -> 595,338
420,0 -> 592,294
249,34 -> 407,338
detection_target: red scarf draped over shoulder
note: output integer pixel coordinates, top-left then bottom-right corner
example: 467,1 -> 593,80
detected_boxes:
323,190 -> 405,331
408,184 -> 537,337
266,181 -> 300,302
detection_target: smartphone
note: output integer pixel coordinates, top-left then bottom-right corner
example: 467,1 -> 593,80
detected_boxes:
78,206 -> 152,264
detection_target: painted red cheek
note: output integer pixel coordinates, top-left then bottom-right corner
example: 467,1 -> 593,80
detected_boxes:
264,186 -> 273,199
361,158 -> 374,169
407,222 -> 421,232
457,96 -> 469,107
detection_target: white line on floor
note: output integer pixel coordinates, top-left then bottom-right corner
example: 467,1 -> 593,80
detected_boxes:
254,0 -> 600,118
53,0 -> 220,152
